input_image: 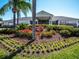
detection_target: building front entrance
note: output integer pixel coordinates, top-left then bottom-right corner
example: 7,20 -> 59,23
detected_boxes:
38,20 -> 49,24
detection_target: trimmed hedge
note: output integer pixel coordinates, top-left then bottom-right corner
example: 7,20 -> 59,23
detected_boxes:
15,32 -> 32,40
46,25 -> 74,32
41,30 -> 56,39
16,23 -> 28,30
59,30 -> 71,37
0,29 -> 16,34
71,28 -> 79,37
46,25 -> 79,37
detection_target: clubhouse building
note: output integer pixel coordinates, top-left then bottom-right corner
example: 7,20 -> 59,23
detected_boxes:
3,10 -> 79,27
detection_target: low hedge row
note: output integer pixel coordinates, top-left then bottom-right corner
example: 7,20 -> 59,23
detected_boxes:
59,28 -> 79,37
15,32 -> 32,40
46,25 -> 74,32
0,29 -> 16,34
0,24 -> 79,38
59,30 -> 71,38
46,25 -> 79,37
16,23 -> 28,30
41,30 -> 56,39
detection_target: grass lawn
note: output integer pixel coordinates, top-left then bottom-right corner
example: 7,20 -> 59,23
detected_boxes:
13,43 -> 79,59
0,49 -> 7,59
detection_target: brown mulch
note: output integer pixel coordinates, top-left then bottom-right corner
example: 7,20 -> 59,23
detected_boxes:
1,33 -> 63,45
0,43 -> 6,49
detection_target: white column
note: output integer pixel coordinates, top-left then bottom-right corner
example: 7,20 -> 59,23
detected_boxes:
37,20 -> 38,24
49,20 -> 50,24
58,20 -> 60,25
49,20 -> 52,25
76,20 -> 79,27
36,19 -> 38,24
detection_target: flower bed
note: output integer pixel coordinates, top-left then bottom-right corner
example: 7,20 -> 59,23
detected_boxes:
19,29 -> 32,33
19,37 -> 79,56
0,35 -> 79,58
16,26 -> 44,39
0,36 -> 23,53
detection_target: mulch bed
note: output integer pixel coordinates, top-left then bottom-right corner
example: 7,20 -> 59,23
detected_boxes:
0,33 -> 63,45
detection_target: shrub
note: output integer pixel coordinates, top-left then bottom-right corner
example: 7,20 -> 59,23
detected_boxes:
52,30 -> 56,35
41,31 -> 53,38
59,30 -> 71,37
36,26 -> 44,32
0,29 -> 16,34
46,25 -> 54,31
26,32 -> 32,39
19,29 -> 32,33
27,25 -> 32,30
16,23 -> 28,30
36,24 -> 47,28
71,28 -> 79,37
46,25 -> 74,32
15,32 -> 32,40
58,25 -> 74,32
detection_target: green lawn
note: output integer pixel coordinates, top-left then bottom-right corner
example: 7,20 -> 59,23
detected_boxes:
0,49 -> 7,59
13,43 -> 79,59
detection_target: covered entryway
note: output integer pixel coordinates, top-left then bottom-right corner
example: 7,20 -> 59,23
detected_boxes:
38,19 -> 49,24
36,10 -> 53,24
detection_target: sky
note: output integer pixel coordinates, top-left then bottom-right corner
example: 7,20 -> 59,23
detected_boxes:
0,0 -> 79,20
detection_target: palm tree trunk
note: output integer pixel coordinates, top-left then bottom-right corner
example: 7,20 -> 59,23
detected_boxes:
12,0 -> 17,28
17,11 -> 20,25
32,0 -> 36,40
13,11 -> 16,28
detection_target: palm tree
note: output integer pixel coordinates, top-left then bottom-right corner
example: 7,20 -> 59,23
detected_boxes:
0,18 -> 3,26
32,0 -> 36,40
0,18 -> 2,21
16,0 -> 31,25
0,0 -> 31,27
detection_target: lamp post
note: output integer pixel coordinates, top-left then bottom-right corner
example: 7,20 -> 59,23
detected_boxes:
32,0 -> 36,40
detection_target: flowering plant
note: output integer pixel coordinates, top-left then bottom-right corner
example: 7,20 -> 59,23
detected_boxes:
19,29 -> 32,33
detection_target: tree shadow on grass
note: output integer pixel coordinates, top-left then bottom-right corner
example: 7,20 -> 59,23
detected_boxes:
2,40 -> 35,59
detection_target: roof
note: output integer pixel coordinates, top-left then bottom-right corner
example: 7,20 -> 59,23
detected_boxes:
3,10 -> 79,22
53,16 -> 79,21
3,20 -> 13,23
3,17 -> 32,23
19,17 -> 32,20
36,10 -> 53,17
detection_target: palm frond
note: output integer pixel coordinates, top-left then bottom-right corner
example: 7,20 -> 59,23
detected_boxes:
17,1 -> 31,16
0,2 -> 12,15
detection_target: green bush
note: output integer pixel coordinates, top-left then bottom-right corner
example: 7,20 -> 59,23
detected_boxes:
46,25 -> 54,31
15,32 -> 32,40
49,30 -> 56,35
16,23 -> 28,30
71,28 -> 79,37
46,25 -> 74,32
36,24 -> 47,28
41,31 -> 53,38
0,49 -> 7,59
27,25 -> 32,30
0,29 -> 16,34
59,30 -> 71,37
58,25 -> 74,32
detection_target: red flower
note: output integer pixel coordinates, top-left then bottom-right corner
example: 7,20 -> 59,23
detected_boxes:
19,29 -> 32,33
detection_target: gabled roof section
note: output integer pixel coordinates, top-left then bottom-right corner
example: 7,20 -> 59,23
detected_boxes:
54,16 -> 79,21
36,10 -> 54,17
